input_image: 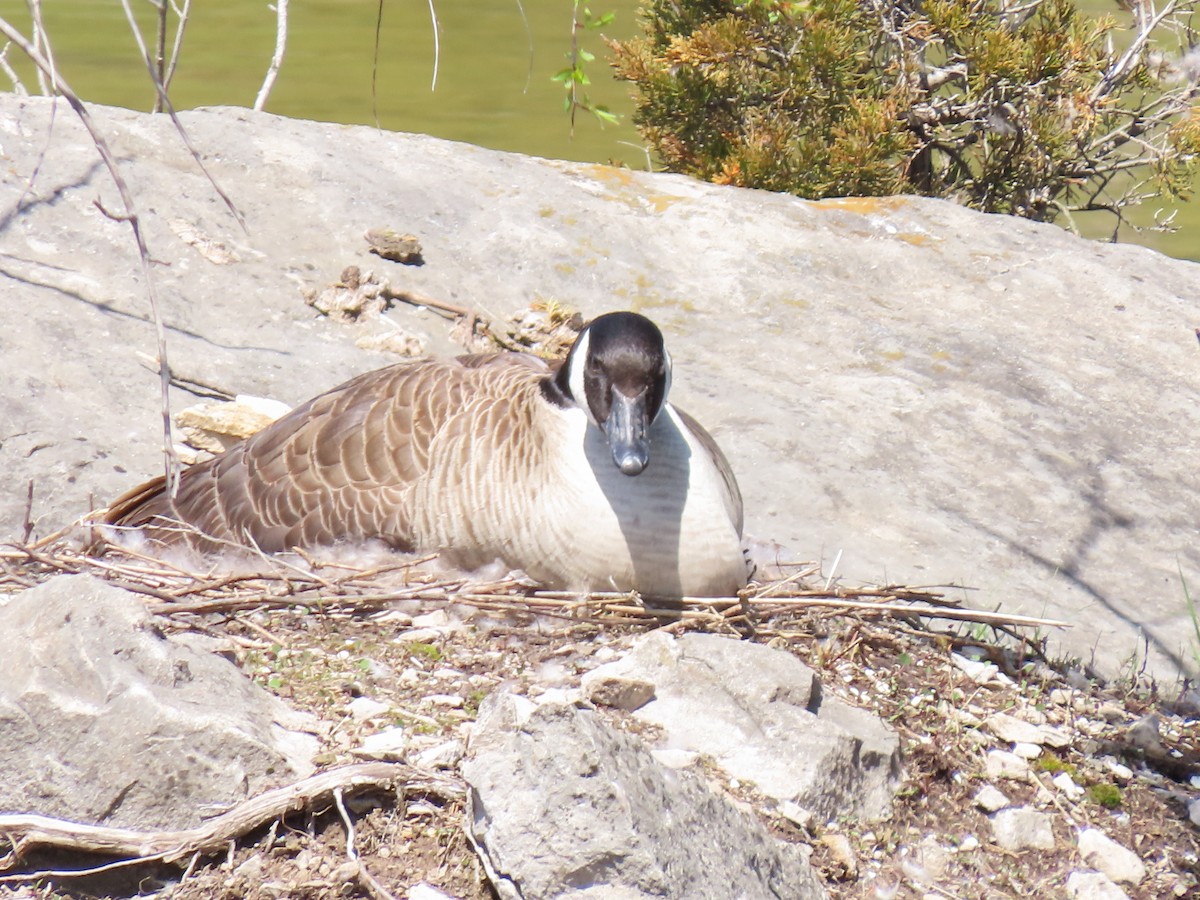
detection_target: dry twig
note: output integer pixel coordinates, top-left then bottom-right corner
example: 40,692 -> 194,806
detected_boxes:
0,762 -> 461,878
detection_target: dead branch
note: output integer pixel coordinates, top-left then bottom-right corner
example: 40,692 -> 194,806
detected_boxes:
0,15 -> 181,499
163,0 -> 192,96
117,0 -> 246,233
254,0 -> 289,111
0,762 -> 462,876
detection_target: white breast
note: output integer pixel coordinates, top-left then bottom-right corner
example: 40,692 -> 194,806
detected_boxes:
518,404 -> 746,597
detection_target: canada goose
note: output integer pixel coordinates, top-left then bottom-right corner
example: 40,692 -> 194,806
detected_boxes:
104,311 -> 747,598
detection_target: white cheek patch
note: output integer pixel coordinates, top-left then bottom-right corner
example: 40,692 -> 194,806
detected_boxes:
567,329 -> 598,426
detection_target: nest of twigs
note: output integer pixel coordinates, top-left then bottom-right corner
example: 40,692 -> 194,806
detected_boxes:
0,527 -> 1066,670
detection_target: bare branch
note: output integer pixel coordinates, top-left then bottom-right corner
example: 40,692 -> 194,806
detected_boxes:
427,0 -> 441,91
162,0 -> 192,95
0,42 -> 28,94
254,0 -> 289,111
0,762 -> 462,875
1091,0 -> 1180,102
0,15 -> 181,498
116,0 -> 247,233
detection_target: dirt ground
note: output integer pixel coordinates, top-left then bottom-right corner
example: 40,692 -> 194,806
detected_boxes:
1,550 -> 1198,900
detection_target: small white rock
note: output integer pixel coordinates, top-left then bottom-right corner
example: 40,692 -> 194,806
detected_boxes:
413,739 -> 464,769
1077,828 -> 1146,885
1188,797 -> 1200,828
351,726 -> 408,761
951,653 -> 1010,685
397,627 -> 447,644
1048,688 -> 1072,706
407,882 -> 458,900
426,693 -> 464,708
411,610 -> 450,628
974,784 -> 1011,812
1066,870 -> 1131,900
777,800 -> 813,830
986,749 -> 1030,780
991,807 -> 1055,851
1052,772 -> 1084,800
1013,741 -> 1043,759
986,711 -> 1071,748
958,835 -> 979,852
347,697 -> 390,721
1105,759 -> 1134,782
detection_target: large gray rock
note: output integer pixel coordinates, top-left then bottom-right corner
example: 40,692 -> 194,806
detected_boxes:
463,693 -> 825,900
0,574 -> 317,829
1,94 -> 1197,678
584,632 -> 900,822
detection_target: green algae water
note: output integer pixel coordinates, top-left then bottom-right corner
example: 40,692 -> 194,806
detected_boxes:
0,0 -> 1195,262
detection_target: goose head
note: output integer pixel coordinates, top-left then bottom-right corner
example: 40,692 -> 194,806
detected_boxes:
545,311 -> 672,476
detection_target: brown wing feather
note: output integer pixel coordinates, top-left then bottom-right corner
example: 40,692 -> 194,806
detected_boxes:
104,353 -> 547,553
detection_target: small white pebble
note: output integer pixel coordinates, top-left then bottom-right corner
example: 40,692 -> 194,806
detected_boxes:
1052,772 -> 1084,800
1105,760 -> 1134,782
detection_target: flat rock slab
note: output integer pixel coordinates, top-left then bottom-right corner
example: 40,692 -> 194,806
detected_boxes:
0,574 -> 317,830
463,693 -> 826,900
1,95 -> 1198,677
584,632 -> 900,822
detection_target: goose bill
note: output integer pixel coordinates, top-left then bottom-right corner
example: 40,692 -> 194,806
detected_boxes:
605,389 -> 651,476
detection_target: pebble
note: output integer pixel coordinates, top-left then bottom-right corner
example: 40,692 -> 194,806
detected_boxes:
974,784 -> 1011,812
1104,759 -> 1134,782
1052,772 -> 1084,800
351,726 -> 409,761
1012,741 -> 1043,759
413,739 -> 465,770
347,697 -> 390,721
1077,828 -> 1146,885
1126,714 -> 1162,751
991,807 -> 1055,851
397,627 -> 448,644
985,749 -> 1030,780
408,883 -> 458,900
1189,797 -> 1200,828
411,610 -> 450,628
951,653 -> 1012,686
985,711 -> 1071,748
1065,870 -> 1131,900
777,800 -> 813,830
820,832 -> 858,878
1097,702 -> 1126,723
581,672 -> 656,711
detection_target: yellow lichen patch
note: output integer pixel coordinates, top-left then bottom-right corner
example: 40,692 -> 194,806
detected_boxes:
578,164 -> 687,215
816,196 -> 912,215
